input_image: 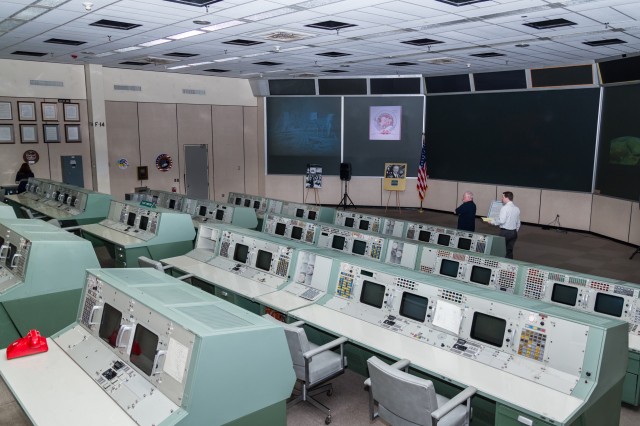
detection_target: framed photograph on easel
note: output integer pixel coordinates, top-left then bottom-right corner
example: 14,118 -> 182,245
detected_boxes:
383,163 -> 407,191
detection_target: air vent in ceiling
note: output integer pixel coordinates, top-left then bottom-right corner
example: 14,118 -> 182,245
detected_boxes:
163,0 -> 223,6
44,38 -> 86,46
402,38 -> 444,46
120,61 -> 149,66
434,0 -> 491,5
420,57 -> 456,65
254,61 -> 282,66
13,51 -> 47,57
137,56 -> 181,65
114,85 -> 142,91
470,52 -> 505,58
30,79 -> 63,87
290,73 -> 323,78
182,89 -> 206,95
223,39 -> 264,46
90,19 -> 141,30
388,62 -> 417,66
204,68 -> 229,73
524,19 -> 576,30
305,21 -> 356,30
164,52 -> 199,58
316,51 -> 350,57
584,39 -> 626,47
256,29 -> 313,42
322,70 -> 348,73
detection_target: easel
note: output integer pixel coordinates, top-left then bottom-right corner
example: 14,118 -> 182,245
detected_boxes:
304,188 -> 321,206
385,190 -> 401,212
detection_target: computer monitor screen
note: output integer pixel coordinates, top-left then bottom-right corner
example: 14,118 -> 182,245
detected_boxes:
291,226 -> 303,240
275,222 -> 286,236
198,206 -> 208,217
152,195 -> 158,203
439,259 -> 459,278
594,293 -> 624,317
470,312 -> 506,347
98,303 -> 122,348
69,196 -> 77,206
168,199 -> 176,209
418,230 -> 431,242
457,237 -> 472,250
215,209 -> 225,220
437,234 -> 451,246
139,216 -> 149,231
551,283 -> 578,306
359,220 -> 370,231
332,235 -> 346,250
296,208 -> 304,218
399,292 -> 429,322
127,212 -> 136,226
244,199 -> 251,207
62,194 -> 70,204
256,249 -> 273,271
253,201 -> 261,209
470,266 -> 492,285
130,324 -> 159,376
308,211 -> 317,220
235,197 -> 242,205
360,280 -> 385,309
233,243 -> 249,264
5,243 -> 16,269
352,239 -> 367,255
344,217 -> 354,228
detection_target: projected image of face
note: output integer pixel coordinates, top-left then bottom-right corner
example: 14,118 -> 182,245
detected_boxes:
609,136 -> 640,166
389,241 -> 404,264
296,253 -> 316,285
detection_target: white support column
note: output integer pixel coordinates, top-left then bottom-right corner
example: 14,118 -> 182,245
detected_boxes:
84,64 -> 111,194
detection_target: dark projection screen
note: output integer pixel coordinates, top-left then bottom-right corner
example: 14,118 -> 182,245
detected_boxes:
595,83 -> 640,201
426,89 -> 599,191
343,96 -> 425,176
267,97 -> 341,174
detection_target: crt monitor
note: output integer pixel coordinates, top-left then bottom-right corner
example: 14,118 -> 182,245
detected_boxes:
255,250 -> 273,272
168,199 -> 176,210
332,235 -> 346,250
275,222 -> 286,236
291,226 -> 303,240
98,303 -> 122,348
359,280 -> 385,309
470,312 -> 506,348
215,209 -> 225,220
399,292 -> 429,322
308,211 -> 317,220
359,220 -> 370,231
130,324 -> 159,376
418,230 -> 431,242
233,243 -> 249,264
69,196 -> 77,206
244,199 -> 251,207
127,212 -> 136,227
470,266 -> 492,285
139,216 -> 149,231
594,293 -> 624,317
235,197 -> 242,205
62,194 -> 70,204
295,208 -> 304,218
198,205 -> 208,217
439,259 -> 459,278
352,239 -> 367,255
253,200 -> 261,209
344,217 -> 354,228
437,234 -> 451,246
551,283 -> 579,306
457,237 -> 472,250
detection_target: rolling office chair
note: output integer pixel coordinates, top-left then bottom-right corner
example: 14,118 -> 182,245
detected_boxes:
262,315 -> 347,425
364,356 -> 476,426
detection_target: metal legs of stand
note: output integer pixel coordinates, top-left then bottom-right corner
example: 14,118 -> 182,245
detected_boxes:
337,180 -> 356,210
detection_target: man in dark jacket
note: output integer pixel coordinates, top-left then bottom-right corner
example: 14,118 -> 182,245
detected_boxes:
455,191 -> 476,232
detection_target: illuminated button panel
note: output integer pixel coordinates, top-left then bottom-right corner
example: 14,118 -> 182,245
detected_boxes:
518,326 -> 547,362
336,271 -> 355,300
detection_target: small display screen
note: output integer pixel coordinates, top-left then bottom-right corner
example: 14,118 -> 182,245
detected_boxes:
352,239 -> 367,255
256,249 -> 273,271
244,199 -> 251,207
439,259 -> 459,278
399,292 -> 428,322
594,293 -> 624,317
139,216 -> 149,231
457,237 -> 472,250
233,243 -> 249,263
418,230 -> 431,242
296,208 -> 304,218
98,303 -> 122,348
470,266 -> 492,285
344,217 -> 354,228
308,211 -> 317,220
551,283 -> 578,306
275,222 -> 286,236
359,220 -> 370,231
437,234 -> 451,246
168,199 -> 176,209
215,209 -> 225,220
470,312 -> 506,347
152,195 -> 158,203
291,226 -> 303,240
5,243 -> 16,269
62,194 -> 69,204
360,280 -> 385,309
198,206 -> 208,217
331,235 -> 346,250
235,197 -> 242,205
253,201 -> 261,209
130,324 -> 159,376
69,196 -> 77,206
127,212 -> 136,226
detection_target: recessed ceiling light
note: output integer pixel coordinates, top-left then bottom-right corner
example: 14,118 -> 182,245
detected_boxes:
168,30 -> 205,40
388,62 -> 417,66
316,51 -> 350,57
34,0 -> 68,6
90,19 -> 141,30
45,38 -> 87,46
13,7 -> 48,20
188,61 -> 215,66
193,20 -> 210,25
114,46 -> 143,53
139,39 -> 172,47
470,52 -> 505,58
163,0 -> 223,6
583,38 -> 627,47
305,21 -> 356,30
12,50 -> 48,57
223,39 -> 264,46
402,38 -> 444,46
201,20 -> 245,32
167,65 -> 191,70
213,57 -> 239,62
0,20 -> 22,32
524,18 -> 577,30
95,52 -> 116,57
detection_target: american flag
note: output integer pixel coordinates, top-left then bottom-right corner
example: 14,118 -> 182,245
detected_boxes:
417,134 -> 428,201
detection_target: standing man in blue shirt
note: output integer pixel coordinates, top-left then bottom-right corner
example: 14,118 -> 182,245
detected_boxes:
495,191 -> 521,259
455,191 -> 476,232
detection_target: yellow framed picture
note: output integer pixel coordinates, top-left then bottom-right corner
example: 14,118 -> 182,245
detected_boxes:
383,162 -> 407,191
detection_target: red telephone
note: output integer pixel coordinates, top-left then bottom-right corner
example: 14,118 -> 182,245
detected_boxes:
6,330 -> 48,360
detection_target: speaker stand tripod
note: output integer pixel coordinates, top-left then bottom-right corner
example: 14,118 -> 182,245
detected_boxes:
337,180 -> 356,210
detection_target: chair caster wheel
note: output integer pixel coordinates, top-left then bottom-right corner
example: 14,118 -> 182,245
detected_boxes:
325,415 -> 331,424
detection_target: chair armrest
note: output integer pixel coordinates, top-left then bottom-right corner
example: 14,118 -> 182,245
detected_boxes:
431,386 -> 477,422
303,336 -> 348,360
364,358 -> 410,388
289,320 -> 305,327
176,273 -> 193,281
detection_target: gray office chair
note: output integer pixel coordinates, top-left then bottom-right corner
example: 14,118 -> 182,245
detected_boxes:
262,315 -> 347,425
364,356 -> 476,426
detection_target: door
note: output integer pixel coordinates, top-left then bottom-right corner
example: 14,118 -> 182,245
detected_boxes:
60,155 -> 84,187
184,144 -> 209,200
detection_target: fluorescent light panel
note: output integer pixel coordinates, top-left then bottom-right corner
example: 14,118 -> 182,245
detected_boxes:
35,0 -> 69,6
213,57 -> 239,62
167,65 -> 191,70
139,39 -> 172,47
13,7 -> 48,20
168,30 -> 205,40
201,20 -> 244,32
114,46 -> 143,53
